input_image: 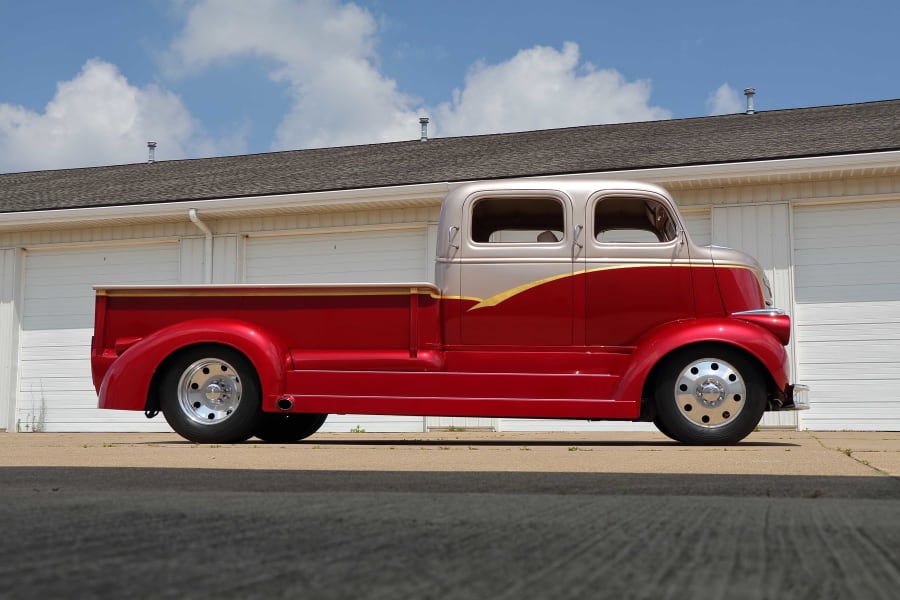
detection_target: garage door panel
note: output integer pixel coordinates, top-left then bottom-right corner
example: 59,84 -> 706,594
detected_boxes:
796,321 -> 900,341
246,229 -> 427,284
794,201 -> 900,431
18,244 -> 180,432
795,301 -> 900,325
319,415 -> 424,433
795,261 -> 900,289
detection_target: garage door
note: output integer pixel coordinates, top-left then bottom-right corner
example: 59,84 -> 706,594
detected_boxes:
245,227 -> 429,432
794,201 -> 900,430
245,227 -> 428,283
18,243 -> 181,432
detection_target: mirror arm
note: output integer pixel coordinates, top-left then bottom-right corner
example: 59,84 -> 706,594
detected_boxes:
448,226 -> 460,250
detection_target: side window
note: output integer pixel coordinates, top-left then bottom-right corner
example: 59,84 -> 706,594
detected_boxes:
471,197 -> 564,243
594,196 -> 677,243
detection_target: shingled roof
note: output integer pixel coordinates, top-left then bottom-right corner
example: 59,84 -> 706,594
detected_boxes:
2,99 -> 899,214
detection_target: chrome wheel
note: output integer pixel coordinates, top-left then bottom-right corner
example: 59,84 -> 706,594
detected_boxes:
654,345 -> 766,445
674,358 -> 746,428
176,357 -> 243,426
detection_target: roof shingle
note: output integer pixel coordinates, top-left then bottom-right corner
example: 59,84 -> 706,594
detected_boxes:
2,99 -> 899,214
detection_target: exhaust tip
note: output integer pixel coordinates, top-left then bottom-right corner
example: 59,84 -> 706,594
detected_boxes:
276,397 -> 294,411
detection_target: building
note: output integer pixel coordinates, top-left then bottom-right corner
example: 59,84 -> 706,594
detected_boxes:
2,99 -> 899,433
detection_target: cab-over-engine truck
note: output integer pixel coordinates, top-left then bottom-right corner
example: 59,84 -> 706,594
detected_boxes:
91,178 -> 808,444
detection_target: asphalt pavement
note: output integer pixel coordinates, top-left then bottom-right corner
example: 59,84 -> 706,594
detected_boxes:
1,430 -> 899,599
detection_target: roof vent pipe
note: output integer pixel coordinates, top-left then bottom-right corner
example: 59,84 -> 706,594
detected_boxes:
743,88 -> 756,114
419,117 -> 429,141
147,141 -> 157,163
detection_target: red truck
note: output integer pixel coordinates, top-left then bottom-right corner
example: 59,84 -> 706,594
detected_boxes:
91,178 -> 807,444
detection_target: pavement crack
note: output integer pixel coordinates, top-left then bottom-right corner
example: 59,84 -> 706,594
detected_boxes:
810,433 -> 897,479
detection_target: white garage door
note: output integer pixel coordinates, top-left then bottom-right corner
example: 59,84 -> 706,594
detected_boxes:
245,227 -> 429,432
794,200 -> 900,430
18,243 -> 181,432
245,227 -> 428,283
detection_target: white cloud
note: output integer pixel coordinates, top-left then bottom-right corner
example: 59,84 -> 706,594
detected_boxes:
0,59 -> 235,173
165,1 -> 670,149
432,42 -> 670,137
707,83 -> 743,115
1,1 -> 676,173
166,0 -> 421,149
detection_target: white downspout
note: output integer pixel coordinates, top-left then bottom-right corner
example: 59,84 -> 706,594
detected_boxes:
188,209 -> 213,284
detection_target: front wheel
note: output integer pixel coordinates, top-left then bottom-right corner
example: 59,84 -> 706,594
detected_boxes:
653,345 -> 767,445
254,413 -> 328,443
160,345 -> 260,443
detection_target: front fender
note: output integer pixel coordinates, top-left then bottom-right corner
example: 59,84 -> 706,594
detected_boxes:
98,318 -> 289,412
615,317 -> 790,408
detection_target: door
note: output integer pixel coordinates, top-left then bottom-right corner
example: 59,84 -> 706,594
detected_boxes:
585,192 -> 693,347
792,200 -> 900,431
19,243 -> 182,432
459,192 -> 575,347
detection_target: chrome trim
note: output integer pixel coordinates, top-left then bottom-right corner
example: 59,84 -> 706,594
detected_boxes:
732,308 -> 786,317
788,385 -> 810,410
674,357 -> 748,429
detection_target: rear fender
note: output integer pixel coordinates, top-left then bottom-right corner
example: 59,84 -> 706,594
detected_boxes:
98,319 -> 288,412
615,318 -> 790,412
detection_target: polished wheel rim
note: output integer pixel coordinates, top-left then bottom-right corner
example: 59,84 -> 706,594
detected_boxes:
674,358 -> 746,428
177,358 -> 243,426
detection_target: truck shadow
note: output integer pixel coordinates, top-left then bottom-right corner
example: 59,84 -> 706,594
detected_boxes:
280,438 -> 797,448
2,466 -> 898,499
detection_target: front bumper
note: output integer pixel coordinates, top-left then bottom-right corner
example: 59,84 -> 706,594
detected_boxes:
780,384 -> 810,411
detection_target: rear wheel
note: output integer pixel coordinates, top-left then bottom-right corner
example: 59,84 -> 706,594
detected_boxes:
254,413 -> 328,443
654,345 -> 766,445
160,345 -> 260,444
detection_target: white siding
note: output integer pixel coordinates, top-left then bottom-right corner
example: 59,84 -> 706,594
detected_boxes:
244,226 -> 429,432
682,211 -> 711,247
793,200 -> 900,430
18,243 -> 181,432
0,248 -> 20,431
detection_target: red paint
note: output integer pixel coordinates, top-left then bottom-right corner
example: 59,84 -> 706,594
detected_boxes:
715,267 -> 766,314
92,270 -> 790,422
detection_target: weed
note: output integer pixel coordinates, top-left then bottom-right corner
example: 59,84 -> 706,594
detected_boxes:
350,425 -> 366,433
447,426 -> 466,432
842,448 -> 853,456
519,446 -> 531,451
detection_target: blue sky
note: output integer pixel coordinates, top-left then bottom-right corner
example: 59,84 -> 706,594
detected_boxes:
1,0 -> 898,173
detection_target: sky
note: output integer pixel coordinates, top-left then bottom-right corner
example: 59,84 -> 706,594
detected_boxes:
1,0 -> 898,174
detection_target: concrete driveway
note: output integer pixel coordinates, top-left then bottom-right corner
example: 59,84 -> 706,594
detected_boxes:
2,430 -> 899,599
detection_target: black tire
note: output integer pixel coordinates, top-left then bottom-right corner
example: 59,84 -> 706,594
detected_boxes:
653,345 -> 766,445
254,413 -> 328,443
652,415 -> 675,440
160,345 -> 260,444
